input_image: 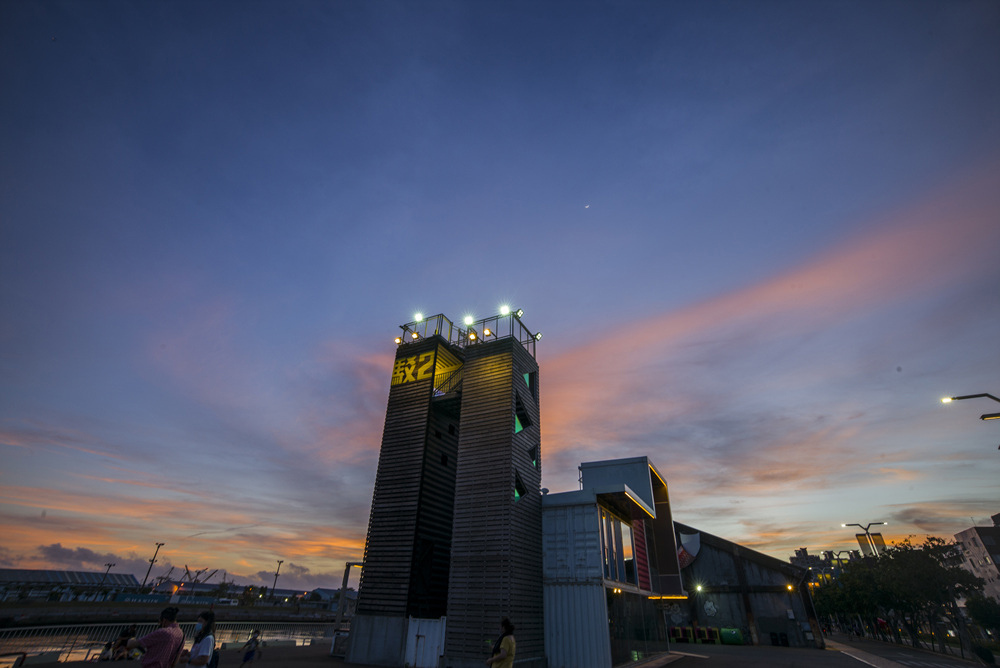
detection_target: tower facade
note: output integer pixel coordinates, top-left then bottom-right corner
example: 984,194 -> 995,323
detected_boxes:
347,312 -> 544,668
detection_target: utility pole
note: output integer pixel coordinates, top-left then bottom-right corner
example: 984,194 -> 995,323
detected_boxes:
99,562 -> 116,595
271,560 -> 283,600
141,543 -> 164,591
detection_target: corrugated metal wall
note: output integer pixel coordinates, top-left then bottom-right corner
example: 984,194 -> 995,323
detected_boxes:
543,583 -> 611,668
404,616 -> 447,668
542,503 -> 602,583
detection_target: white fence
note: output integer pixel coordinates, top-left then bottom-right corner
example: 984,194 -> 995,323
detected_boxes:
0,621 -> 334,667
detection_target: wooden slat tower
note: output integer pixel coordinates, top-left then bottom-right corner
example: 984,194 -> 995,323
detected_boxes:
443,336 -> 542,668
347,312 -> 544,668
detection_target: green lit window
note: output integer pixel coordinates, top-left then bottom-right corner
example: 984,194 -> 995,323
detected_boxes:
514,395 -> 532,434
514,471 -> 526,501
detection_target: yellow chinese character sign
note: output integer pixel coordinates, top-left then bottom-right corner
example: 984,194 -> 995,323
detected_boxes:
391,350 -> 436,386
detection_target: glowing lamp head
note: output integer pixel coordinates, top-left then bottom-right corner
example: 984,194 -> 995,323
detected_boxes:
786,584 -> 793,591
483,328 -> 492,337
695,585 -> 702,592
500,305 -> 510,315
414,312 -> 424,322
941,397 -> 953,404
534,332 -> 543,341
411,331 -> 419,339
464,315 -> 474,326
514,308 -> 524,318
468,331 -> 477,341
394,337 -> 403,345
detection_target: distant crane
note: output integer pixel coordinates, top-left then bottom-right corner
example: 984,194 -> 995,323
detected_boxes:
183,565 -> 219,585
151,566 -> 175,590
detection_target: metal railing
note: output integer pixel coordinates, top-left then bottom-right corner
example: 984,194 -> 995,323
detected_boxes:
398,312 -> 541,358
0,621 -> 334,666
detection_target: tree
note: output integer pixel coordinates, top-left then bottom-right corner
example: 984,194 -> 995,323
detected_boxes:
966,595 -> 1000,635
811,536 -> 984,653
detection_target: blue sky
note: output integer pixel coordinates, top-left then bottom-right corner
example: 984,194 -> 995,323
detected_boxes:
1,1 -> 998,591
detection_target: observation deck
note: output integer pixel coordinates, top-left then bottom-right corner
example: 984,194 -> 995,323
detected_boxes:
393,308 -> 542,359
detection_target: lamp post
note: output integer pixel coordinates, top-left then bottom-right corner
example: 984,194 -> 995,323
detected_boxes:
335,562 -> 363,630
141,543 -> 164,590
842,522 -> 886,557
829,550 -> 853,574
272,560 -> 283,600
941,393 -> 1000,421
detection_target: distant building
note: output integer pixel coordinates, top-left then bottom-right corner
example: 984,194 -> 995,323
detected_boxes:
788,548 -> 860,584
789,548 -> 825,581
954,513 -> 1000,602
0,569 -> 139,602
310,588 -> 357,616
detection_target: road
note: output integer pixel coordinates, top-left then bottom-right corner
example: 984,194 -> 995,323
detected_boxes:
661,636 -> 980,668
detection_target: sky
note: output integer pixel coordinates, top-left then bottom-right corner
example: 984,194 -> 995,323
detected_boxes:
1,1 -> 998,592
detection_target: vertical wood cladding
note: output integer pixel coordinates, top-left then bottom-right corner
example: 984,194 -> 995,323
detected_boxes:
444,339 -> 543,666
356,337 -> 461,618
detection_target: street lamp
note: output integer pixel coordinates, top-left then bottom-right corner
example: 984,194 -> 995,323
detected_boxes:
335,562 -> 363,630
842,522 -> 887,557
141,542 -> 164,590
941,393 -> 1000,421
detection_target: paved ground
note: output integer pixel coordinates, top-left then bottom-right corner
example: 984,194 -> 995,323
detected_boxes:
16,642 -> 373,668
17,634 -> 986,668
825,635 -> 981,668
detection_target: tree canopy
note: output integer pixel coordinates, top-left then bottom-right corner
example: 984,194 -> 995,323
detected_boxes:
812,536 -> 984,650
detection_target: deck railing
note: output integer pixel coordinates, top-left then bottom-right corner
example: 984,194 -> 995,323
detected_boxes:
0,621 -> 333,666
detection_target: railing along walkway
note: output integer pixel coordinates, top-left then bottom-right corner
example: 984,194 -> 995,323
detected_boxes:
0,621 -> 334,666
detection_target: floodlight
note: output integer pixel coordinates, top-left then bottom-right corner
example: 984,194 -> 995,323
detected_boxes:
534,332 -> 543,341
468,330 -> 477,341
410,332 -> 419,339
514,309 -> 524,318
982,412 -> 1000,421
394,337 -> 403,345
414,312 -> 423,322
483,328 -> 492,337
500,305 -> 510,315
464,315 -> 474,325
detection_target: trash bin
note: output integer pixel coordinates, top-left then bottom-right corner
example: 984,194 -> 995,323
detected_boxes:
719,628 -> 744,645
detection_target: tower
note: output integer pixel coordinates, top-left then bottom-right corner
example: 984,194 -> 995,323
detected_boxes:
347,311 -> 544,668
